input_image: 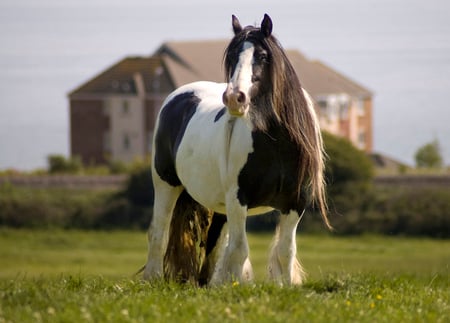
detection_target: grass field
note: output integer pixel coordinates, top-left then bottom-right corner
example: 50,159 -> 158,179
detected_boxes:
0,229 -> 449,322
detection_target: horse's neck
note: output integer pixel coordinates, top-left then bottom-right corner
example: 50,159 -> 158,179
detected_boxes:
248,96 -> 278,132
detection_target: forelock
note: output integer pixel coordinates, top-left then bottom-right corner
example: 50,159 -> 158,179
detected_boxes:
224,26 -> 272,80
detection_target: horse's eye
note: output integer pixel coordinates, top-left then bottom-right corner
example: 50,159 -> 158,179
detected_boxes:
256,52 -> 268,63
251,75 -> 260,83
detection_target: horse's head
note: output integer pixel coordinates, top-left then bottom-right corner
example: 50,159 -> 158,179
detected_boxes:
223,14 -> 274,117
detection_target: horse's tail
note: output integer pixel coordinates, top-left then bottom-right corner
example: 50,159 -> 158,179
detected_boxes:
163,190 -> 213,284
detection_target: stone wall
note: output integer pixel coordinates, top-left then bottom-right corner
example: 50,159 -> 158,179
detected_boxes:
1,174 -> 449,190
374,175 -> 450,188
0,175 -> 127,190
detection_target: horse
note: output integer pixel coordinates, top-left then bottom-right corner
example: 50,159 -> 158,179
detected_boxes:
143,14 -> 331,286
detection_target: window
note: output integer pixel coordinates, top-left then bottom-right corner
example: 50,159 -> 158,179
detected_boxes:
121,82 -> 131,92
152,67 -> 164,92
103,131 -> 111,152
358,131 -> 366,149
122,100 -> 129,116
317,99 -> 327,110
339,102 -> 349,120
328,101 -> 338,121
338,94 -> 349,120
317,99 -> 328,118
355,99 -> 365,116
102,100 -> 110,116
317,96 -> 341,121
123,133 -> 130,151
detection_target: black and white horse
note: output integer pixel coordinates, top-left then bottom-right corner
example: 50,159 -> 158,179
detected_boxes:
144,14 -> 331,286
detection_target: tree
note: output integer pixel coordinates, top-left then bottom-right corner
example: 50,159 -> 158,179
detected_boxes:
414,140 -> 443,169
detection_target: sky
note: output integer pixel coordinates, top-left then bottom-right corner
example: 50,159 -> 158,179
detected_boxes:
1,0 -> 449,170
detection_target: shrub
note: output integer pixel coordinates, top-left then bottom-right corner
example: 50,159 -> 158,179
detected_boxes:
318,132 -> 374,228
95,197 -> 153,230
331,187 -> 450,238
48,155 -> 82,174
0,186 -> 107,229
322,132 -> 374,186
0,179 -> 448,236
108,160 -> 129,174
98,165 -> 154,229
121,165 -> 154,207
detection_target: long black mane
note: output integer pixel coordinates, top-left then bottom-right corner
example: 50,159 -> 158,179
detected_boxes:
223,17 -> 330,227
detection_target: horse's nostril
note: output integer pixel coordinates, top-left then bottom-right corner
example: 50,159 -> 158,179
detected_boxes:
222,91 -> 229,105
236,91 -> 246,104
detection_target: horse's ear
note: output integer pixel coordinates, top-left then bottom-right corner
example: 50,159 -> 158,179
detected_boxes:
232,15 -> 242,35
261,14 -> 273,37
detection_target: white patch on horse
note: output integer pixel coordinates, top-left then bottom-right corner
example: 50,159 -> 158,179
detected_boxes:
174,82 -> 254,214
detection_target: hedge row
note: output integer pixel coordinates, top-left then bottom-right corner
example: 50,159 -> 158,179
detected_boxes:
326,185 -> 450,238
0,185 -> 152,231
1,132 -> 448,237
1,181 -> 449,238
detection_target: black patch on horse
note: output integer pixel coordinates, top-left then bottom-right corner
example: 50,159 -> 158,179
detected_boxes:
154,92 -> 200,186
214,107 -> 227,122
237,128 -> 307,214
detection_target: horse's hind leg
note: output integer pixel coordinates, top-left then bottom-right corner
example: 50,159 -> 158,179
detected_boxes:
268,210 -> 305,285
143,175 -> 183,281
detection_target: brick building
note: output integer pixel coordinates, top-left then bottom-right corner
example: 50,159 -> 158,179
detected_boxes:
68,40 -> 372,165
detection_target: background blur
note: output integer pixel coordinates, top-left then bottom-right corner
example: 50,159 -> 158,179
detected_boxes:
1,0 -> 449,170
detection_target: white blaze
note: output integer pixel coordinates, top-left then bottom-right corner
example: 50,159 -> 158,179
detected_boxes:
229,41 -> 254,98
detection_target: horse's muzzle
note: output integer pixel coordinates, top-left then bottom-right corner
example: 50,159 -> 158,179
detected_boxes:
222,86 -> 249,116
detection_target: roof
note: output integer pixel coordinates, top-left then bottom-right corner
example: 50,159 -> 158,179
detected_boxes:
157,40 -> 372,98
287,50 -> 373,98
69,40 -> 372,99
69,56 -> 163,98
370,152 -> 408,169
156,40 -> 227,86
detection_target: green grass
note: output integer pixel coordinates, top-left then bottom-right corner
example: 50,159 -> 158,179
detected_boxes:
0,229 -> 143,278
0,229 -> 449,322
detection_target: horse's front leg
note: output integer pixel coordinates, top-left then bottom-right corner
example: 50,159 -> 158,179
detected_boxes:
268,210 -> 305,285
210,190 -> 251,285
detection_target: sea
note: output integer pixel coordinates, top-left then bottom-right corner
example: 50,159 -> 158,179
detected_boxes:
1,0 -> 449,169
